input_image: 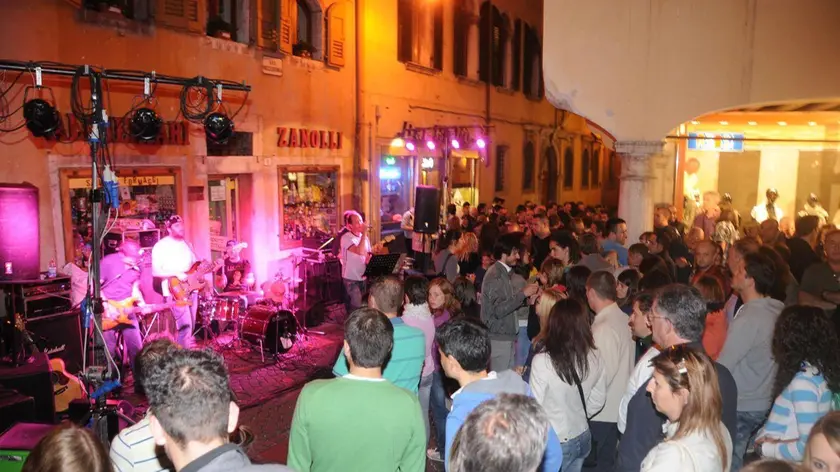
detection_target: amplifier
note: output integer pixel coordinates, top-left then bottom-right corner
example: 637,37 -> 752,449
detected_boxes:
2,277 -> 72,320
104,229 -> 160,256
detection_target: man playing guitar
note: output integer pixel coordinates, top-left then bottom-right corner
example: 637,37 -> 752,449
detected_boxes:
101,241 -> 146,373
151,215 -> 198,348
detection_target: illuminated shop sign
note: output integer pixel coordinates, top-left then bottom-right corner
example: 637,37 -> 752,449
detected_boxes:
687,132 -> 744,152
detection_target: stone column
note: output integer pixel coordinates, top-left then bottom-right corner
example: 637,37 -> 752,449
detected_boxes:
616,140 -> 664,244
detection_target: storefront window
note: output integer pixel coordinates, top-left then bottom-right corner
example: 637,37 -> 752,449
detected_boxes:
450,153 -> 478,208
208,176 -> 241,260
380,155 -> 414,229
60,168 -> 181,266
281,168 -> 338,246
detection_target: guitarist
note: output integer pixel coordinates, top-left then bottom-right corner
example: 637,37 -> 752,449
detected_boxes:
151,215 -> 198,348
101,240 -> 145,373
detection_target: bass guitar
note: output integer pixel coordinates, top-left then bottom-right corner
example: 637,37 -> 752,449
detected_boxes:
163,259 -> 224,302
102,297 -> 184,331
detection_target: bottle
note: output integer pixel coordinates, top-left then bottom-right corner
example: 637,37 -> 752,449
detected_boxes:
48,259 -> 57,278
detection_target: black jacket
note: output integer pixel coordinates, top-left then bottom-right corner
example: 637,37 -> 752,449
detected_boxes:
614,342 -> 738,472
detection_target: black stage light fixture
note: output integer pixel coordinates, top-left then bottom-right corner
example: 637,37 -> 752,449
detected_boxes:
204,111 -> 234,144
130,107 -> 162,142
23,97 -> 60,138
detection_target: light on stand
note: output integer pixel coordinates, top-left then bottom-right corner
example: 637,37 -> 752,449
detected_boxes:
23,98 -> 60,138
426,140 -> 436,151
129,107 -> 162,142
204,111 -> 234,144
451,138 -> 460,149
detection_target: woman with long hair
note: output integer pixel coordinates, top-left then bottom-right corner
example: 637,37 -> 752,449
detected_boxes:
804,411 -> 840,471
434,230 -> 462,283
642,345 -> 732,472
454,231 -> 481,278
23,423 -> 111,472
426,277 -> 460,462
617,269 -> 641,314
529,298 -> 607,472
754,306 -> 840,462
520,288 -> 564,382
452,276 -> 479,320
693,275 -> 728,360
563,265 -> 592,306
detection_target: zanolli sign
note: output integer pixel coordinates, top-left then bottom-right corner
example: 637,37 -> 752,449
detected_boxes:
277,127 -> 343,150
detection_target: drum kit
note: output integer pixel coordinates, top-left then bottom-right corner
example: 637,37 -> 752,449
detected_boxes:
195,271 -> 308,362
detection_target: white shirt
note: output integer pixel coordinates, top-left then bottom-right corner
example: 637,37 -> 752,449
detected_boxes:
619,346 -> 661,433
110,416 -> 174,472
62,262 -> 88,307
591,302 -> 635,423
401,210 -> 414,239
151,236 -> 196,297
750,204 -> 783,223
340,231 -> 370,281
530,350 -> 607,441
641,420 -> 733,472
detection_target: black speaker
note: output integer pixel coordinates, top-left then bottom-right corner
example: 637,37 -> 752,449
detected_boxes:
414,185 -> 440,234
27,310 -> 83,376
0,184 -> 40,280
0,353 -> 55,424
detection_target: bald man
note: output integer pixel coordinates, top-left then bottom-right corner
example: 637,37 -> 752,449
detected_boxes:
101,241 -> 147,374
690,240 -> 731,296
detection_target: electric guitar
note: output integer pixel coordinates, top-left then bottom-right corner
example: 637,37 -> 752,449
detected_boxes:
371,235 -> 396,255
102,297 -> 184,331
166,259 -> 225,302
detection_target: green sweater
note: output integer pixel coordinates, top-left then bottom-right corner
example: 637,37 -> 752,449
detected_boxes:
288,377 -> 426,472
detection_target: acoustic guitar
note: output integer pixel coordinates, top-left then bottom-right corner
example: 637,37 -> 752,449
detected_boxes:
102,297 -> 184,331
49,358 -> 85,413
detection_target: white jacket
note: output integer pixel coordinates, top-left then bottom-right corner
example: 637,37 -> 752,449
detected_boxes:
641,421 -> 733,472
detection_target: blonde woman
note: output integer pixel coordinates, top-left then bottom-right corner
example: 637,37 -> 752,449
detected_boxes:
803,411 -> 840,471
454,231 -> 481,278
642,345 -> 733,472
520,288 -> 564,382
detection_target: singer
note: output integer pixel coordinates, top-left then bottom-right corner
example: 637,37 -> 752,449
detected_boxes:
100,241 -> 145,375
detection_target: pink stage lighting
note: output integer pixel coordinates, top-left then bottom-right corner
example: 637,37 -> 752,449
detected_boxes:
476,138 -> 486,149
451,139 -> 460,149
426,140 -> 436,151
406,141 -> 416,151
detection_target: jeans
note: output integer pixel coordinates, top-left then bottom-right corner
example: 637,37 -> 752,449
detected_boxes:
562,429 -> 592,472
585,421 -> 618,472
103,320 -> 143,374
343,278 -> 365,314
169,293 -> 197,349
515,326 -> 530,367
489,339 -> 515,372
430,370 -> 448,454
417,373 -> 433,444
732,410 -> 768,472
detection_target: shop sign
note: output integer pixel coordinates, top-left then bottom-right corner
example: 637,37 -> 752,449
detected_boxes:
69,175 -> 176,190
401,123 -> 488,144
49,113 -> 189,146
688,132 -> 744,152
276,127 -> 343,150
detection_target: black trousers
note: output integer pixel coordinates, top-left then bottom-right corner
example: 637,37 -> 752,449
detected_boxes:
584,421 -> 619,472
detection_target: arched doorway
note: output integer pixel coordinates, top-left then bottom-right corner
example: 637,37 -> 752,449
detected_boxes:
543,146 -> 558,203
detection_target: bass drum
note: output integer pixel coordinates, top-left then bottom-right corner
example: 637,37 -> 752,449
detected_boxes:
240,306 -> 297,354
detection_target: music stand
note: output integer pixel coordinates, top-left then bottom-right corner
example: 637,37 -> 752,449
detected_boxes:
364,254 -> 406,279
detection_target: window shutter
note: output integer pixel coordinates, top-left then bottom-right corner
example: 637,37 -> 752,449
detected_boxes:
255,0 -> 279,49
511,19 -> 521,91
522,24 -> 533,96
279,0 -> 294,54
157,0 -> 204,33
432,1 -> 443,70
452,8 -> 467,76
397,0 -> 413,63
478,2 -> 490,82
326,2 -> 347,67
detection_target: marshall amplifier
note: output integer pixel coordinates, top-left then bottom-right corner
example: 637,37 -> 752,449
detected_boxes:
25,309 -> 83,376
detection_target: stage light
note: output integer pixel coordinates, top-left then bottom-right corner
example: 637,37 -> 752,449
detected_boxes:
390,136 -> 405,148
426,140 -> 436,151
476,138 -> 486,149
23,98 -> 60,138
204,112 -> 234,144
451,139 -> 460,149
405,141 -> 416,152
130,107 -> 162,142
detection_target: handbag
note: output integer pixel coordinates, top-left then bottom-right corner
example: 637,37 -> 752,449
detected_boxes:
572,370 -> 599,467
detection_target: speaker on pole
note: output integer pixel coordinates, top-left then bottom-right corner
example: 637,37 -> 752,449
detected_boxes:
0,184 -> 40,280
414,185 -> 440,234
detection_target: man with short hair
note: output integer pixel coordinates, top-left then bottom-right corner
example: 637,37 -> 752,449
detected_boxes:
481,233 -> 540,371
449,394 -> 552,472
627,243 -> 648,269
339,211 -> 371,313
601,218 -> 629,266
579,233 -> 611,273
101,240 -> 146,374
719,253 -> 784,471
147,349 -> 291,472
691,240 -> 730,295
694,191 -> 721,238
800,229 -> 840,312
584,271 -> 634,471
616,284 -> 738,472
110,334 -> 179,472
788,214 -> 822,283
333,275 -> 425,394
530,214 -> 552,269
437,318 -> 562,472
289,308 -> 426,472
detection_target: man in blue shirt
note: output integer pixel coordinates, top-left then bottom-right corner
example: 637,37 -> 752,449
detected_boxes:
601,218 -> 629,266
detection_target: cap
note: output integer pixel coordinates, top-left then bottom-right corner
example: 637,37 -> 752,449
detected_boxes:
166,215 -> 183,228
226,239 -> 238,248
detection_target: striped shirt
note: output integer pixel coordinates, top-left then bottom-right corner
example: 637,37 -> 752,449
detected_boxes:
110,416 -> 174,472
333,317 -> 426,394
757,363 -> 832,461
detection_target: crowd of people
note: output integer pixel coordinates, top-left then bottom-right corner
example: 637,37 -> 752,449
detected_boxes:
17,197 -> 840,472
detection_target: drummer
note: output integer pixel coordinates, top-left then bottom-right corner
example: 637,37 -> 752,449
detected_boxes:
216,239 -> 252,292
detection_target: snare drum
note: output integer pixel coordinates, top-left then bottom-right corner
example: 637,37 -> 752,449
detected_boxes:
207,295 -> 244,322
240,306 -> 297,354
